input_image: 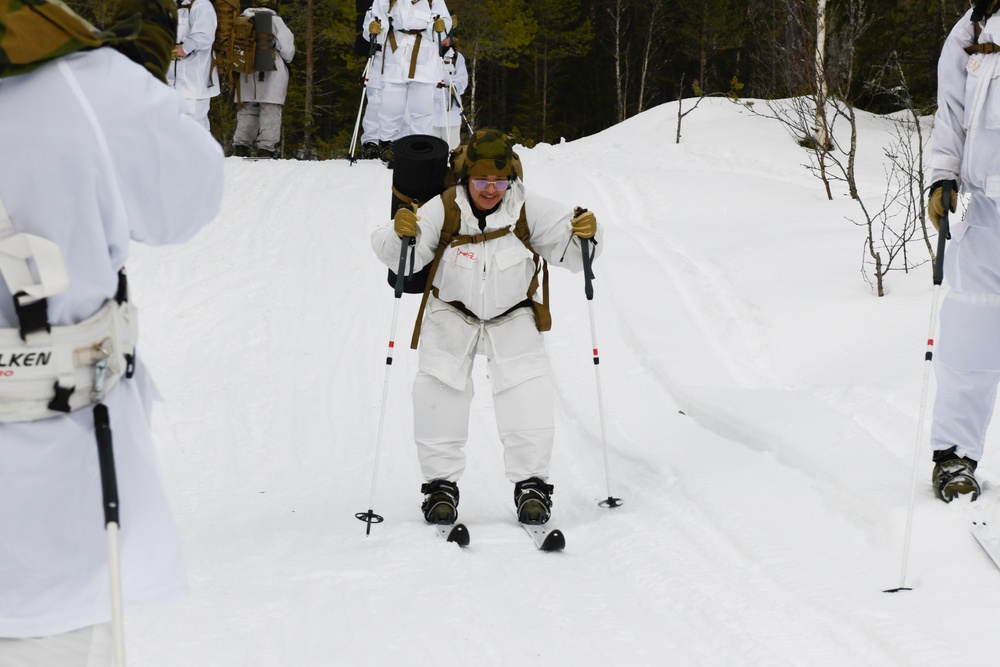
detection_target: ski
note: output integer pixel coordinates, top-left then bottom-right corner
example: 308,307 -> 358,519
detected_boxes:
972,520 -> 1000,571
434,522 -> 470,547
520,522 -> 565,551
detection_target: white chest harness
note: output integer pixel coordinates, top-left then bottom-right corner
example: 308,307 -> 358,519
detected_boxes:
0,195 -> 138,422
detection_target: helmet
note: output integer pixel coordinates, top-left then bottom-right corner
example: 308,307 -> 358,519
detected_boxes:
461,129 -> 516,180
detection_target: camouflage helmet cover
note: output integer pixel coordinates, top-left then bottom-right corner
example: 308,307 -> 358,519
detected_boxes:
0,0 -> 174,81
0,0 -> 103,76
462,129 -> 516,180
109,0 -> 178,83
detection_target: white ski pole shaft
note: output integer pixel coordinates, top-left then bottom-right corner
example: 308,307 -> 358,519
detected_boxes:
94,403 -> 127,665
887,181 -> 952,593
588,299 -> 616,503
106,522 -> 127,666
580,235 -> 621,509
349,56 -> 374,161
357,237 -> 413,534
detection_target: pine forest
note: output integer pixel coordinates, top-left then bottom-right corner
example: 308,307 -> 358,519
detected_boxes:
71,0 -> 970,159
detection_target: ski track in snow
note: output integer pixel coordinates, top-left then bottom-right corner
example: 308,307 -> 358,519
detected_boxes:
121,102 -> 1000,666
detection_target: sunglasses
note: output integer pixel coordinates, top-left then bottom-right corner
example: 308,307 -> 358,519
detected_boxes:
470,178 -> 510,192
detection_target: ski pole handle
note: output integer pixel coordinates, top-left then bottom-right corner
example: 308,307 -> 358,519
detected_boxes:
394,236 -> 413,299
582,237 -> 595,301
576,205 -> 595,300
933,181 -> 952,287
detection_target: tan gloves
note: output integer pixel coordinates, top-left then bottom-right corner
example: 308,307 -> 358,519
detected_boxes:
394,207 -> 419,237
368,19 -> 381,36
571,207 -> 597,239
928,180 -> 957,231
433,16 -> 446,32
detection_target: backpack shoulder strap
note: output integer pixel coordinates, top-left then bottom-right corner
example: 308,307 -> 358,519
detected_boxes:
512,204 -> 551,332
966,20 -> 1000,54
512,204 -> 532,251
410,187 -> 461,349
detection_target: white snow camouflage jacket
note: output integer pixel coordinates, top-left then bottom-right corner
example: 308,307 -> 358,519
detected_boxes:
371,181 -> 603,322
931,9 -> 1000,197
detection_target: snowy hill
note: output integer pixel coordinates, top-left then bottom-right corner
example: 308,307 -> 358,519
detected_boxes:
125,99 -> 1000,666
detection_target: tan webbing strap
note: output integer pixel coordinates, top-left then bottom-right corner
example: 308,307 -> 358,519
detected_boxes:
391,185 -> 418,207
411,188 -> 462,349
449,227 -> 510,247
410,196 -> 549,348
513,208 -> 551,332
407,32 -> 422,78
967,42 -> 1000,53
966,21 -> 1000,54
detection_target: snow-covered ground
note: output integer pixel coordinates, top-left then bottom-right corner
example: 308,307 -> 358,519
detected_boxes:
124,99 -> 1000,666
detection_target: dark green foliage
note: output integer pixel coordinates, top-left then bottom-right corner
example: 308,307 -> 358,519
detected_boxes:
65,0 -> 970,153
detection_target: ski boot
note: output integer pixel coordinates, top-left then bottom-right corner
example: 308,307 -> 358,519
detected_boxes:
232,143 -> 251,158
379,140 -> 395,169
421,479 -> 459,524
933,446 -> 981,502
515,477 -> 553,525
361,141 -> 380,160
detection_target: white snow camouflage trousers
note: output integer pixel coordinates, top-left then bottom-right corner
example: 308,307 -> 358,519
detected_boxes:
931,189 -> 1000,461
234,102 -> 283,152
413,298 -> 554,484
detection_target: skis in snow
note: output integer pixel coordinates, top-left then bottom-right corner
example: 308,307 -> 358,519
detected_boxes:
431,521 -> 565,551
521,522 -> 566,551
434,522 -> 470,547
962,482 -> 1000,571
971,521 -> 1000,571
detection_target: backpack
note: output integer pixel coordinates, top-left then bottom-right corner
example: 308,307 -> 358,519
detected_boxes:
210,0 -> 239,91
233,12 -> 277,76
212,1 -> 276,92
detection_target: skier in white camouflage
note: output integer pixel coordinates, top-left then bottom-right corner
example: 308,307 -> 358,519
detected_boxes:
432,33 -> 468,150
926,0 -> 1000,502
167,0 -> 220,130
367,0 -> 451,164
371,129 -> 603,526
231,2 -> 295,158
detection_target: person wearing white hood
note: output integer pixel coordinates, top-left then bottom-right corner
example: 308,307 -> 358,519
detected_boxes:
927,0 -> 1000,502
167,0 -> 220,130
232,3 -> 296,158
432,34 -> 468,150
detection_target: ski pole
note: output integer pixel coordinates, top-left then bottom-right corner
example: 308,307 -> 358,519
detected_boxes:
348,40 -> 377,163
577,214 -> 621,509
356,235 -> 415,534
885,181 -> 952,593
444,66 -> 474,136
93,373 -> 127,666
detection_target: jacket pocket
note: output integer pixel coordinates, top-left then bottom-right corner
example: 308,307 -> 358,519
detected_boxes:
492,243 -> 534,309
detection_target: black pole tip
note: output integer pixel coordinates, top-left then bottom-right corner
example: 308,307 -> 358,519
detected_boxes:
355,510 -> 385,536
598,497 -> 623,509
